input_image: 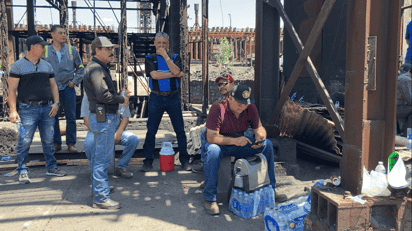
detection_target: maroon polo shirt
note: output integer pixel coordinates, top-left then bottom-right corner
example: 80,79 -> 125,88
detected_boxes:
205,100 -> 262,138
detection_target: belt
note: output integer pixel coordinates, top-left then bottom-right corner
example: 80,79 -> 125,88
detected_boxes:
151,90 -> 178,96
20,99 -> 50,106
90,110 -> 117,114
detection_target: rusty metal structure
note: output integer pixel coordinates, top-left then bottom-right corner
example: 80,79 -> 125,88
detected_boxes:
0,0 -> 10,119
119,0 -> 128,89
179,0 -> 190,111
201,0 -> 209,114
278,100 -> 340,155
188,27 -> 255,63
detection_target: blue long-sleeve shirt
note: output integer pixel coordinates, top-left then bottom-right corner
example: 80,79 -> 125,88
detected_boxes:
44,43 -> 84,90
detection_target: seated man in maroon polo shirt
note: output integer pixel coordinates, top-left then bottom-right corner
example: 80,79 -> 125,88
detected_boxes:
202,84 -> 287,215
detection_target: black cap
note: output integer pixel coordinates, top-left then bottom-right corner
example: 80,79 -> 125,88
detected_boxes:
229,84 -> 252,105
26,35 -> 50,48
400,63 -> 412,73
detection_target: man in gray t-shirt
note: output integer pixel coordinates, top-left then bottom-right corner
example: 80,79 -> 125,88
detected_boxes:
81,94 -> 139,179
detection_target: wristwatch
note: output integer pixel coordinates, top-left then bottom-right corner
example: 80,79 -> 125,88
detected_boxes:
166,57 -> 171,62
54,101 -> 60,107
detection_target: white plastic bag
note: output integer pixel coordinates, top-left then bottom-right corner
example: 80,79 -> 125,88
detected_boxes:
388,157 -> 412,189
361,167 -> 391,197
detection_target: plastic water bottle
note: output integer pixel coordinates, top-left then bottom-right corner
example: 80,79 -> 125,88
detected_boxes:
407,128 -> 412,150
291,92 -> 297,101
375,161 -> 386,175
119,91 -> 127,116
298,96 -> 304,102
335,101 -> 340,108
16,120 -> 26,138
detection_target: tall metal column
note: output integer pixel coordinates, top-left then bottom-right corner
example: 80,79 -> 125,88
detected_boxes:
1,0 -> 10,118
27,0 -> 35,36
169,0 -> 180,54
179,0 -> 190,109
119,0 -> 128,89
255,0 -> 280,125
60,0 -> 69,43
341,0 -> 401,194
201,0 -> 209,114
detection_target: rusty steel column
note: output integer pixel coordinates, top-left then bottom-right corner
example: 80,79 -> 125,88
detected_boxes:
60,0 -> 69,43
1,0 -> 9,118
201,0 -> 209,114
341,0 -> 401,194
119,0 -> 127,89
194,42 -> 198,60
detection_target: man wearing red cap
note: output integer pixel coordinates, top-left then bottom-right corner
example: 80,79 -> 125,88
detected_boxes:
215,74 -> 235,103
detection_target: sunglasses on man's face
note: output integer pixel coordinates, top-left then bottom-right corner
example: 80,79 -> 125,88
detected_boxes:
218,82 -> 229,87
156,32 -> 169,40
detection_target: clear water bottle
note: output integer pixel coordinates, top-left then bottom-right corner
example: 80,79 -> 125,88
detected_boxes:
291,92 -> 297,101
16,120 -> 26,138
335,101 -> 340,108
119,91 -> 127,116
375,161 -> 386,175
407,128 -> 412,150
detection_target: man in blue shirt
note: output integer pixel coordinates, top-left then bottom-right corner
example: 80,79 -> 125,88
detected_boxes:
140,32 -> 191,172
405,21 -> 412,64
8,35 -> 66,184
44,25 -> 84,153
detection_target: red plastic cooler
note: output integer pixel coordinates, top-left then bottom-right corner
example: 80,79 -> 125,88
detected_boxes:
159,142 -> 175,172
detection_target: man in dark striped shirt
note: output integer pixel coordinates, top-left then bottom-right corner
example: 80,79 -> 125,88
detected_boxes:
8,35 -> 66,184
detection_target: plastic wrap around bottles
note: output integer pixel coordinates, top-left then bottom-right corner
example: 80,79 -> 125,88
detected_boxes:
263,180 -> 324,231
229,186 -> 275,219
159,142 -> 175,172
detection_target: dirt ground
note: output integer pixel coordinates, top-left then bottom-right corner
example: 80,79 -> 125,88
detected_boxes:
189,64 -> 254,81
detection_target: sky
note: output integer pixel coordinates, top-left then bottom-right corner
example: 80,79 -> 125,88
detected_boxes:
10,0 -> 267,32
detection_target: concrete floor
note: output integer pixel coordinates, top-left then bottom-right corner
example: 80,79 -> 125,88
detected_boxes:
0,159 -> 270,231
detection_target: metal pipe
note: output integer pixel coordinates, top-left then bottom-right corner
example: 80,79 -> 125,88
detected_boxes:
26,0 -> 35,36
7,4 -> 153,10
201,0 -> 209,114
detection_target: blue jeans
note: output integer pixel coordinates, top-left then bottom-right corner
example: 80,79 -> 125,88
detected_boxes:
201,134 -> 277,202
16,102 -> 57,174
88,113 -> 117,203
54,87 -> 76,146
143,92 -> 189,165
84,130 -> 139,170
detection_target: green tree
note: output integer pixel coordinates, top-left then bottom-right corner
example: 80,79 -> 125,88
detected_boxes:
215,37 -> 232,68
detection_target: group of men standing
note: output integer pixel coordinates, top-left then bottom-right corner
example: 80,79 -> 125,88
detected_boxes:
8,27 -> 286,213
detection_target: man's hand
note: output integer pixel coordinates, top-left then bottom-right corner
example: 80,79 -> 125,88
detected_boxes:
68,81 -> 75,88
121,88 -> 131,107
114,131 -> 122,145
156,47 -> 168,58
49,104 -> 59,117
233,136 -> 252,147
176,72 -> 184,78
9,111 -> 20,123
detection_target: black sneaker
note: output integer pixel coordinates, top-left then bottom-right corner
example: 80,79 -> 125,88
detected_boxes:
46,168 -> 67,176
182,161 -> 192,171
192,163 -> 203,174
140,162 -> 153,172
19,174 -> 30,184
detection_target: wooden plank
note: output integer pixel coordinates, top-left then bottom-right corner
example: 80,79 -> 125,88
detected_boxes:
366,36 -> 377,91
270,0 -> 345,142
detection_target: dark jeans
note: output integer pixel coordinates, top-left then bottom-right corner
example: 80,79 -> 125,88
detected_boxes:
143,92 -> 189,165
16,102 -> 57,174
397,105 -> 412,136
54,87 -> 77,146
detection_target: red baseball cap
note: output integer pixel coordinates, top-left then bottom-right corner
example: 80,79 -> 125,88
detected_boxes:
215,74 -> 234,83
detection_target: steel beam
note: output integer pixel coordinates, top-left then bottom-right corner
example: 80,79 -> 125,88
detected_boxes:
26,0 -> 35,36
119,0 -> 128,89
341,0 -> 400,194
179,0 -> 190,109
255,0 -> 280,125
1,0 -> 10,118
201,0 -> 208,114
169,0 -> 180,54
60,0 -> 69,43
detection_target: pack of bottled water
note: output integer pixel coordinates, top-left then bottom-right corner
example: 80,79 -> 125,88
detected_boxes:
263,180 -> 324,231
228,185 -> 276,219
